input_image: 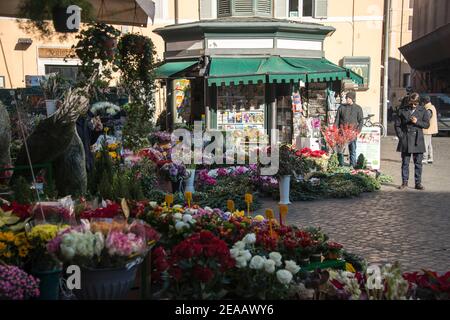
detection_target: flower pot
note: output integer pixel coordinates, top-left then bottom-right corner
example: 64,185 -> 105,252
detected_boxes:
73,260 -> 141,300
32,268 -> 62,300
326,252 -> 340,261
184,169 -> 195,193
310,253 -> 322,263
337,153 -> 345,166
278,175 -> 291,205
45,100 -> 57,117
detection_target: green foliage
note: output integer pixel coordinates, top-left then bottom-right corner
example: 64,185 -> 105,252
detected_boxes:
355,154 -> 368,170
12,176 -> 34,204
98,174 -> 114,200
73,23 -> 121,86
327,153 -> 340,173
116,34 -> 157,151
289,172 -> 380,201
122,102 -> 154,151
377,173 -> 394,185
343,251 -> 367,273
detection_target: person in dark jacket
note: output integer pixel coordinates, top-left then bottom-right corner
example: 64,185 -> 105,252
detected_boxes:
76,111 -> 103,173
335,91 -> 364,167
395,93 -> 430,190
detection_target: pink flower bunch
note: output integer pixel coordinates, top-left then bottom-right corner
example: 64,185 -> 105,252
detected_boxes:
106,231 -> 145,257
0,265 -> 40,300
198,169 -> 217,186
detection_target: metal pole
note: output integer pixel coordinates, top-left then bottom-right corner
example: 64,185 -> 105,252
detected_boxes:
383,0 -> 392,137
174,0 -> 179,24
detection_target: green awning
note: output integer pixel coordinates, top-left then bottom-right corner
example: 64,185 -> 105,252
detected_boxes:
155,60 -> 198,78
207,58 -> 266,86
207,57 -> 364,86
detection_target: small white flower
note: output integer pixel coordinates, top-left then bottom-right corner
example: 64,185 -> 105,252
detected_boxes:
235,256 -> 248,268
173,213 -> 183,220
204,206 -> 213,213
175,221 -> 188,231
264,259 -> 276,273
149,202 -> 157,208
285,260 -> 300,275
243,233 -> 256,245
182,214 -> 193,223
230,248 -> 240,259
269,252 -> 282,266
241,250 -> 252,262
249,255 -> 266,270
233,241 -> 246,250
276,269 -> 293,285
160,213 -> 167,219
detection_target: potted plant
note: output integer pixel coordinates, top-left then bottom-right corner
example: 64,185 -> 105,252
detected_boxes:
324,241 -> 344,260
39,73 -> 67,117
48,219 -> 158,300
276,145 -> 300,205
26,223 -> 67,300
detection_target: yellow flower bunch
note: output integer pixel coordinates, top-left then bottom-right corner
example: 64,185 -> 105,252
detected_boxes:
108,143 -> 119,151
109,151 -> 119,159
232,210 -> 245,218
27,224 -> 62,243
0,231 -> 31,260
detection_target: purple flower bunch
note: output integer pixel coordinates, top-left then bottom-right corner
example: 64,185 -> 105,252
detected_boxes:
0,265 -> 40,300
150,131 -> 172,144
160,162 -> 189,183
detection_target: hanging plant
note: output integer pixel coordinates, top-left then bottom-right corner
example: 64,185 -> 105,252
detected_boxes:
116,34 -> 157,150
18,0 -> 93,37
71,23 -> 121,87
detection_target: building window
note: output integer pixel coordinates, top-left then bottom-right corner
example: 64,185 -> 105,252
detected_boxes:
409,0 -> 414,9
408,15 -> 413,30
302,0 -> 313,17
403,73 -> 411,88
289,0 -> 314,17
289,0 -> 299,17
45,65 -> 80,83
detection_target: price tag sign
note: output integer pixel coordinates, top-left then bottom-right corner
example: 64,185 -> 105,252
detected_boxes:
227,200 -> 235,212
165,194 -> 174,208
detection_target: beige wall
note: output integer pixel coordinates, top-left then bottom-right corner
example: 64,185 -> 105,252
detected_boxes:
0,0 -> 385,121
286,0 -> 385,121
388,0 -> 413,107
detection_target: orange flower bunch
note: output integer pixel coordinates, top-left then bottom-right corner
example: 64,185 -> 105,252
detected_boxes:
322,124 -> 359,153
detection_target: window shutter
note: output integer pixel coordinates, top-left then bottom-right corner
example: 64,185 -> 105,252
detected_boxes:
313,0 -> 328,18
275,0 -> 288,18
256,0 -> 273,16
218,0 -> 232,17
200,0 -> 216,19
234,0 -> 254,16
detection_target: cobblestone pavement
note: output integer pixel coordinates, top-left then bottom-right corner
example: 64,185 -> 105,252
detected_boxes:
257,136 -> 450,272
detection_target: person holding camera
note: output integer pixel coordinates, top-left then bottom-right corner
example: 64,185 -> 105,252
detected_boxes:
395,93 -> 430,190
